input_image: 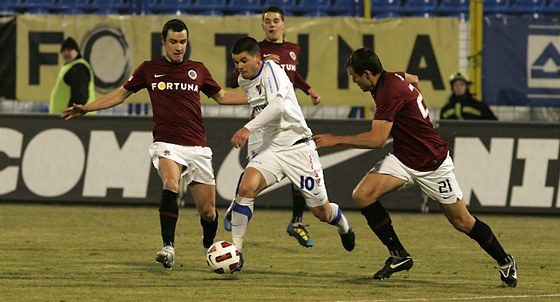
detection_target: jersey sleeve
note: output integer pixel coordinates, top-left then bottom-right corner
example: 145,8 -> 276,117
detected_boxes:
123,62 -> 147,92
293,72 -> 311,94
291,43 -> 311,93
228,67 -> 240,88
245,62 -> 288,131
199,64 -> 222,98
262,62 -> 288,102
244,97 -> 283,131
373,74 -> 405,122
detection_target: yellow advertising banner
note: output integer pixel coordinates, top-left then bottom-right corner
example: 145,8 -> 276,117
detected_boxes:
17,15 -> 458,108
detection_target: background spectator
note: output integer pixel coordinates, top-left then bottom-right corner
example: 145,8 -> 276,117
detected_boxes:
49,37 -> 95,115
440,71 -> 497,120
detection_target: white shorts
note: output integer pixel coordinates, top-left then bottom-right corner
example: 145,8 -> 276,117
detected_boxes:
149,142 -> 216,185
247,140 -> 328,208
247,129 -> 264,160
371,153 -> 463,204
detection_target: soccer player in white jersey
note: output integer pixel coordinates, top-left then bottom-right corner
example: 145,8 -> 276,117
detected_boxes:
224,6 -> 321,248
227,37 -> 355,270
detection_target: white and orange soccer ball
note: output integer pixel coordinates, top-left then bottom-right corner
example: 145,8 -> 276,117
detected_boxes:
206,241 -> 241,274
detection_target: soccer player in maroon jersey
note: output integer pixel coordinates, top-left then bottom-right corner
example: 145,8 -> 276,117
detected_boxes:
313,48 -> 517,287
62,19 -> 248,270
224,6 -> 321,248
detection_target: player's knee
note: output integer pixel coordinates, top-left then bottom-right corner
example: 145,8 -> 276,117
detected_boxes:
314,211 -> 330,222
162,178 -> 179,192
352,187 -> 376,207
310,205 -> 330,222
237,183 -> 257,198
449,216 -> 472,233
199,206 -> 216,221
351,189 -> 364,203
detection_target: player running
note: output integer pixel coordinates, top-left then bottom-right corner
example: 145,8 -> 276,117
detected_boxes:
62,19 -> 247,270
223,6 -> 321,248
313,48 -> 517,287
228,37 -> 355,270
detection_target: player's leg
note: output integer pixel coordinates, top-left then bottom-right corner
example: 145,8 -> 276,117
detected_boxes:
353,171 -> 413,279
226,130 -> 262,232
182,146 -> 220,251
190,182 -> 218,250
422,154 -> 517,287
223,172 -> 244,232
440,200 -> 517,287
285,144 -> 352,250
286,185 -> 314,247
154,157 -> 182,269
420,156 -> 517,287
308,200 -> 354,251
231,167 -> 269,252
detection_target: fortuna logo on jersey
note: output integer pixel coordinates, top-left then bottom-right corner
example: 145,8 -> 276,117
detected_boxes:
149,70 -> 199,91
279,63 -> 297,72
151,82 -> 199,92
256,84 -> 262,94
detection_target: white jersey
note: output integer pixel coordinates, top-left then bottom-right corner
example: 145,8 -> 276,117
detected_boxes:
238,61 -> 312,152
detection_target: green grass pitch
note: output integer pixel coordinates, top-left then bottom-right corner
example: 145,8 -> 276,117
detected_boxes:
1,203 -> 559,301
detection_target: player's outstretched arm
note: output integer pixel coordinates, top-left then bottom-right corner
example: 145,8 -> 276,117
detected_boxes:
61,103 -> 88,120
313,120 -> 392,149
307,87 -> 322,105
294,72 -> 321,105
61,87 -> 132,120
212,89 -> 248,105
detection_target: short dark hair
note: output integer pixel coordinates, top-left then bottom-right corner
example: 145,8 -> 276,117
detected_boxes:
262,5 -> 285,21
345,48 -> 383,76
231,36 -> 260,56
161,19 -> 189,40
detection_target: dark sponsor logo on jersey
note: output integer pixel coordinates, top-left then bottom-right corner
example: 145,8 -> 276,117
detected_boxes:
151,82 -> 199,92
253,103 -> 268,112
256,84 -> 262,94
280,64 -> 297,72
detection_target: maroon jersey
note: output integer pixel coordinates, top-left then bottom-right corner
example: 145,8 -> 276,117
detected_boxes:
124,58 -> 221,147
229,40 -> 311,93
372,71 -> 448,171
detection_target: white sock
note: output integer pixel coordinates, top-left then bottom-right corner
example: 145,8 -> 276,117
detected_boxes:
329,203 -> 350,234
231,196 -> 254,252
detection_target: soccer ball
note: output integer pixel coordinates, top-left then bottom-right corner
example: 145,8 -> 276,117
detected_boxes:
206,241 -> 241,274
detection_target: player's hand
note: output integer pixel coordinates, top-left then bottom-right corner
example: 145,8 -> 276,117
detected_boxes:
61,103 -> 87,120
263,54 -> 280,64
308,88 -> 322,105
231,127 -> 250,149
312,134 -> 337,149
